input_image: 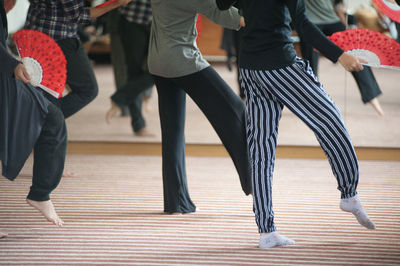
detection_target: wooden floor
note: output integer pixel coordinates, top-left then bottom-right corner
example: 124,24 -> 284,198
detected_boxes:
1,155 -> 400,265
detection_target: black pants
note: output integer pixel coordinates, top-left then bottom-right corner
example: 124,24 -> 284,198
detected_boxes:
27,103 -> 67,201
48,38 -> 98,118
397,22 -> 400,43
300,22 -> 382,103
153,67 -> 252,213
111,19 -> 154,132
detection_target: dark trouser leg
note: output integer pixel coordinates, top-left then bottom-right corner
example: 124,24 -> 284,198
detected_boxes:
153,76 -> 195,213
128,95 -> 145,132
397,23 -> 400,43
107,10 -> 127,91
112,20 -> 154,100
173,67 -> 252,195
234,29 -> 245,99
300,37 -> 319,75
108,11 -> 129,116
351,66 -> 382,103
57,38 -> 99,118
111,19 -> 154,132
27,103 -> 67,201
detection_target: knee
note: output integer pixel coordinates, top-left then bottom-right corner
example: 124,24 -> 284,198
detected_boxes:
47,104 -> 67,143
84,84 -> 99,104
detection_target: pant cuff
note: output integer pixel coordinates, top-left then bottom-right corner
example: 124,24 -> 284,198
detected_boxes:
341,191 -> 358,199
27,190 -> 50,202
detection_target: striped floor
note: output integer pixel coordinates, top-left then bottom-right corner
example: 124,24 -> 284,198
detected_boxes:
1,155 -> 400,265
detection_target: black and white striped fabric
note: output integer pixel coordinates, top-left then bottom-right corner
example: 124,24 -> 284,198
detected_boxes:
239,57 -> 359,233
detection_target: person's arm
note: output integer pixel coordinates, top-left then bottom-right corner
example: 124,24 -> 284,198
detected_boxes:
89,0 -> 132,19
286,0 -> 363,72
60,0 -> 131,26
197,0 -> 242,30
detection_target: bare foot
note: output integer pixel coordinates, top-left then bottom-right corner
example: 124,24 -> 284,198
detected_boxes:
134,128 -> 155,137
0,232 -> 8,238
26,199 -> 64,227
143,97 -> 153,113
368,98 -> 384,116
106,101 -> 120,124
62,170 -> 76,177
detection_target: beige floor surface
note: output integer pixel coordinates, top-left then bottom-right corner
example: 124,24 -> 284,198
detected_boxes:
1,155 -> 399,265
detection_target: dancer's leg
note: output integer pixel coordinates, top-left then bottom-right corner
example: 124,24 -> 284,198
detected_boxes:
173,67 -> 252,195
154,76 -> 196,214
57,38 -> 98,118
240,68 -> 283,233
251,58 -> 374,229
240,68 -> 294,248
27,104 -> 67,227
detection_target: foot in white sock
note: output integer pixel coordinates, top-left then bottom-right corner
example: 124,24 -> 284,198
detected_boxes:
259,232 -> 295,249
340,194 -> 376,229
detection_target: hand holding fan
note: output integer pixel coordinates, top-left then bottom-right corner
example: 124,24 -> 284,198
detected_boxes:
328,28 -> 400,70
372,0 -> 400,23
13,29 -> 66,98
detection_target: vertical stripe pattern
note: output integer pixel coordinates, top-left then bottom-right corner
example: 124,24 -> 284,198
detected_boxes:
240,58 -> 359,233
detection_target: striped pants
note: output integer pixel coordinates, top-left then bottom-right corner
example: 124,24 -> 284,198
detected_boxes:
239,58 -> 359,233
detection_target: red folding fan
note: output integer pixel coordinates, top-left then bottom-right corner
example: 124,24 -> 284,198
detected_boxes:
96,0 -> 117,8
328,28 -> 400,70
372,0 -> 400,23
13,29 -> 66,98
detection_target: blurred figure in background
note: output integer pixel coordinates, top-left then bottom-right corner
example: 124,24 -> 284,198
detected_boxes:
106,0 -> 154,136
300,0 -> 384,115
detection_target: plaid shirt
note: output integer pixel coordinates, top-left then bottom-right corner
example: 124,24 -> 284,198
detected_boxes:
24,0 -> 91,41
119,0 -> 152,25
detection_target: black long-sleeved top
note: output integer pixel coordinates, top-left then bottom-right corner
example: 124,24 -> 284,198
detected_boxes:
216,0 -> 344,70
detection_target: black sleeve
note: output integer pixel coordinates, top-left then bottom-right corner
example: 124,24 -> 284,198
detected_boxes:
0,8 -> 19,75
216,0 -> 237,10
286,0 -> 344,63
396,0 -> 400,6
0,42 -> 19,74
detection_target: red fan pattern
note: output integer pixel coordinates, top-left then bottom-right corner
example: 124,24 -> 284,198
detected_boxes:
13,29 -> 66,98
328,28 -> 400,69
373,0 -> 400,23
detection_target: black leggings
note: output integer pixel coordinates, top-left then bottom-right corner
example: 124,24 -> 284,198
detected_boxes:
153,66 -> 252,213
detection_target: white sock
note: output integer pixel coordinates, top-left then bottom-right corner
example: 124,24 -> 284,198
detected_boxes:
259,231 -> 295,249
340,194 -> 376,229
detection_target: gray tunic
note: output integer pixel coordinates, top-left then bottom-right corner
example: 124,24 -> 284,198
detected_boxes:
148,0 -> 241,78
305,0 -> 340,25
